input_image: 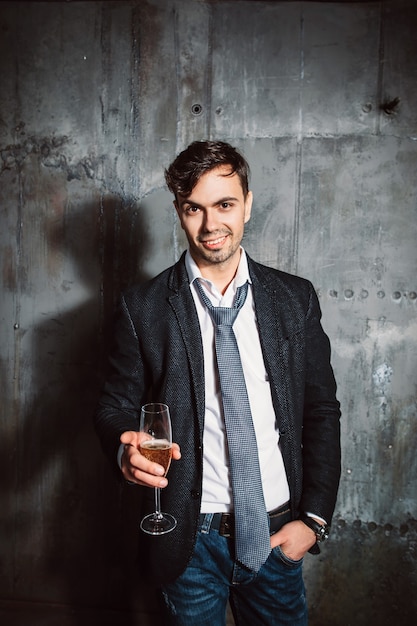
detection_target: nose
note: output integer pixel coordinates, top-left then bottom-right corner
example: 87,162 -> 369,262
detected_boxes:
202,208 -> 219,232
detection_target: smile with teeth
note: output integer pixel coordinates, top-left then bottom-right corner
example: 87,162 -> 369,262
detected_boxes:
200,234 -> 229,247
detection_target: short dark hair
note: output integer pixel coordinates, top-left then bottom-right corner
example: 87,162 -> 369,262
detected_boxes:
165,140 -> 250,198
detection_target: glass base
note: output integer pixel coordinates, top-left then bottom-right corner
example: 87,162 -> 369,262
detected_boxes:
140,512 -> 177,535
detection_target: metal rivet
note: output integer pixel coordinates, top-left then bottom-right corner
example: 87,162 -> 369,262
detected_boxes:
191,103 -> 203,116
377,290 -> 385,299
360,289 -> 369,299
329,289 -> 338,298
344,289 -> 354,299
409,291 -> 417,300
14,323 -> 19,330
362,102 -> 372,113
392,291 -> 401,301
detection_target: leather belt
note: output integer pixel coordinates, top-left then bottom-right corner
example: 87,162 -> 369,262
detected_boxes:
199,501 -> 291,538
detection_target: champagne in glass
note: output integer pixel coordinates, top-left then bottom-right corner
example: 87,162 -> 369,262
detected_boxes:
139,403 -> 177,535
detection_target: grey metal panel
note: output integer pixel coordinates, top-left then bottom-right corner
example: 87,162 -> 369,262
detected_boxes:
173,0 -> 212,147
302,2 -> 381,136
236,137 -> 299,273
134,1 -> 178,196
0,167 -> 20,600
380,0 -> 417,136
210,1 -> 303,138
209,1 -> 382,139
298,135 -> 417,524
0,3 -> 101,142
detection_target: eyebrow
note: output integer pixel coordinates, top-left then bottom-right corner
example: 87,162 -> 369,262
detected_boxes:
180,196 -> 239,209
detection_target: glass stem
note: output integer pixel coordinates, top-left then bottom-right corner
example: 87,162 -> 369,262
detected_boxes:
154,487 -> 163,520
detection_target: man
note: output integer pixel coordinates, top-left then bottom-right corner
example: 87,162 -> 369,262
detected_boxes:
95,140 -> 341,625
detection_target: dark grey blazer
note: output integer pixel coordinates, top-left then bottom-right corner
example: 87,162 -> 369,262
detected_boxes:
95,252 -> 341,584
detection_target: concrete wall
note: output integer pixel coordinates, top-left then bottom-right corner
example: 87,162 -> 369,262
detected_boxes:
0,1 -> 416,624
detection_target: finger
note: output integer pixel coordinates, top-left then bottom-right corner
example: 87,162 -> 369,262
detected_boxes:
129,469 -> 168,489
270,528 -> 284,549
120,430 -> 138,446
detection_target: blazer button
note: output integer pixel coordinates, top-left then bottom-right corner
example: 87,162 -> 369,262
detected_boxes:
191,490 -> 200,499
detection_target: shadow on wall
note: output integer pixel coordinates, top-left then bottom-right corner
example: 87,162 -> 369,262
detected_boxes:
1,195 -> 162,624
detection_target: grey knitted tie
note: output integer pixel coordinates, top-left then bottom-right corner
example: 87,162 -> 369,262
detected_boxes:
196,279 -> 271,571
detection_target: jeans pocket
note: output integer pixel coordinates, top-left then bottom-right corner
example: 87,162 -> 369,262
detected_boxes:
272,545 -> 304,569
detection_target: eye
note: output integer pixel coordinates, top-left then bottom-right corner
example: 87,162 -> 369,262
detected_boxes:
220,201 -> 231,209
185,205 -> 200,214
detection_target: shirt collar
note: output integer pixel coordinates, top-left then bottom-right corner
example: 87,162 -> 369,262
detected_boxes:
185,248 -> 252,291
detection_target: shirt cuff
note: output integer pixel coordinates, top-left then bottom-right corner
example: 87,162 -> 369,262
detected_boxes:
305,511 -> 327,525
117,443 -> 125,469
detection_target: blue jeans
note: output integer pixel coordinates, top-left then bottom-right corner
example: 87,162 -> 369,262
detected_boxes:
159,514 -> 308,625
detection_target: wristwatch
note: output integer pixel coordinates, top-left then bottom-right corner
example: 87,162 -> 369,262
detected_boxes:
299,513 -> 330,550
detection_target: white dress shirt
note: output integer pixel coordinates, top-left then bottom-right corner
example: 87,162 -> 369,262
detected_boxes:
185,249 -> 290,514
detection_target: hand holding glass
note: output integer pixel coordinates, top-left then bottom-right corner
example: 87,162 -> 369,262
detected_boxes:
139,403 -> 177,535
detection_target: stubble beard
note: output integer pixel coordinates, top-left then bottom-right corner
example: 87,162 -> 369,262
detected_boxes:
194,231 -> 241,266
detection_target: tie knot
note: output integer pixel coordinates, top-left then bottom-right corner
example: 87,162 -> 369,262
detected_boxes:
195,280 -> 249,328
210,306 -> 239,327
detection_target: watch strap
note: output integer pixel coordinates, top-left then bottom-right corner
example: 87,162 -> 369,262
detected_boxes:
299,513 -> 330,548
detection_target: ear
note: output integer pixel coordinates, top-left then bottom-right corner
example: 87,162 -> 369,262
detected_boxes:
244,191 -> 253,224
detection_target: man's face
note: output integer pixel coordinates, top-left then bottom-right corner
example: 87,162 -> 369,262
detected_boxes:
174,165 -> 252,271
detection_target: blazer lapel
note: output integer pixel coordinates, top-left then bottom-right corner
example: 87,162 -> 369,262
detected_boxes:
248,259 -> 291,436
167,256 -> 206,438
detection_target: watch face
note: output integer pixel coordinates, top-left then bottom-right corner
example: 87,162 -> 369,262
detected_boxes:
319,525 -> 330,541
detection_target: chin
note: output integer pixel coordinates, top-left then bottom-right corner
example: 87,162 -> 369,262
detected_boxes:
202,250 -> 232,264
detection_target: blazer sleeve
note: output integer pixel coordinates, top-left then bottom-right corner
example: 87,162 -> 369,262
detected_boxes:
299,283 -> 341,523
94,294 -> 146,473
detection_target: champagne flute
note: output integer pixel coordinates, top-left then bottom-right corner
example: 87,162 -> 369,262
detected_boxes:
139,402 -> 177,535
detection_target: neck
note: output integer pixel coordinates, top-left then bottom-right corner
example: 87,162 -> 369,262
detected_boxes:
201,269 -> 236,295
193,251 -> 242,295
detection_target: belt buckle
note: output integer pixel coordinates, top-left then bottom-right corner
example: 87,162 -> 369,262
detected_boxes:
219,513 -> 234,538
